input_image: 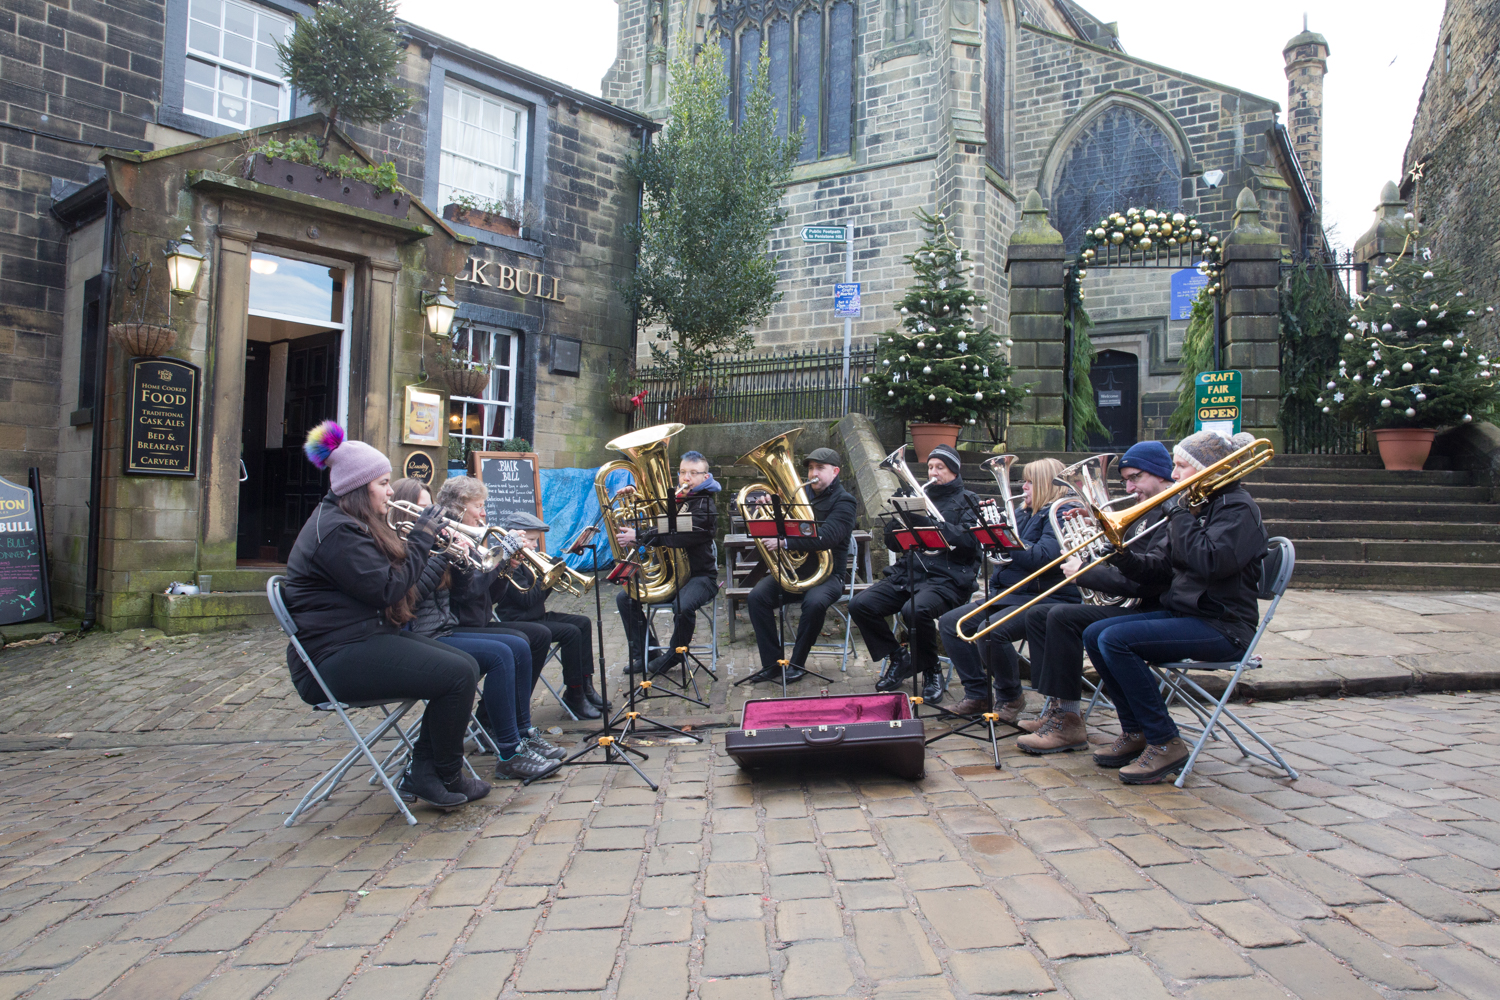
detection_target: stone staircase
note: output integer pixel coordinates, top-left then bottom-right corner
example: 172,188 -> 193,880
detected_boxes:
955,450 -> 1500,591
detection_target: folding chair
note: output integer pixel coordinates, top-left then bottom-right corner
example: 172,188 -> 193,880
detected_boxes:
267,576 -> 419,827
537,642 -> 580,722
793,534 -> 864,673
645,543 -> 721,691
1148,537 -> 1300,788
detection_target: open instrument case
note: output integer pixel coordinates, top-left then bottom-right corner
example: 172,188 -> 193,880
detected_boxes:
725,692 -> 925,780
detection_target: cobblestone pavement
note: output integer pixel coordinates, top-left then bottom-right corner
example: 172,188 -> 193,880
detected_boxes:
1,593 -> 1500,998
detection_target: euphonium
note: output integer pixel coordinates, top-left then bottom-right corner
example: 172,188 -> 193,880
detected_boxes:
1047,454 -> 1135,608
593,423 -> 693,604
735,429 -> 834,595
877,446 -> 944,521
980,453 -> 1026,550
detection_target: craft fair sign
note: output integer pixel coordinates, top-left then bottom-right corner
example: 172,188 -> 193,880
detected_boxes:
457,256 -> 565,303
1194,369 -> 1242,436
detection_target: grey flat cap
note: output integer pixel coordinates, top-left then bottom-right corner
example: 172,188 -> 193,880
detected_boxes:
504,510 -> 550,531
805,447 -> 842,467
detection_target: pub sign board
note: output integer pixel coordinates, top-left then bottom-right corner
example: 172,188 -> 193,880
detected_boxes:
0,476 -> 43,625
126,358 -> 200,476
471,452 -> 542,527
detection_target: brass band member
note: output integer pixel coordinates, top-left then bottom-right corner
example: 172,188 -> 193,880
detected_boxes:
744,447 -> 857,685
1015,442 -> 1173,754
614,450 -> 720,675
853,444 -> 980,704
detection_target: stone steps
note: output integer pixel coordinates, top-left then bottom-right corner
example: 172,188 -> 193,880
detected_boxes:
1266,519 -> 1500,541
1291,559 -> 1500,589
1257,499 -> 1496,523
1288,539 -> 1500,564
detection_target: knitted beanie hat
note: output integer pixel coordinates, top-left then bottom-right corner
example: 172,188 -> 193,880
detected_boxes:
927,443 -> 963,477
304,421 -> 392,497
1173,430 -> 1255,474
1118,440 -> 1173,481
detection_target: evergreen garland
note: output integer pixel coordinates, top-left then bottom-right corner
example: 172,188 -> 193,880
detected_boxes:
1168,293 -> 1218,437
866,208 -> 1021,428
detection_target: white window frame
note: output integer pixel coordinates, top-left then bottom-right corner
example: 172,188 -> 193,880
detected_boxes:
448,326 -> 518,453
247,248 -> 352,429
183,0 -> 293,130
439,81 -> 529,209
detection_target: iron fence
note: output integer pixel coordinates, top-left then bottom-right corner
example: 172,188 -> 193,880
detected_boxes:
633,346 -> 878,425
1278,251 -> 1370,454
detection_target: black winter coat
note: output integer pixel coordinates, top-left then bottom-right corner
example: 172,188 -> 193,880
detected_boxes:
778,478 -> 858,583
1111,484 -> 1267,648
634,489 -> 718,579
283,494 -> 440,694
1074,505 -> 1169,609
880,475 -> 980,597
988,504 -> 1081,603
450,561 -> 501,628
407,552 -> 458,638
491,561 -> 549,623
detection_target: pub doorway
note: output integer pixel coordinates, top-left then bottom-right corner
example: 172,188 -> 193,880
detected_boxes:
1085,349 -> 1139,449
236,250 -> 352,564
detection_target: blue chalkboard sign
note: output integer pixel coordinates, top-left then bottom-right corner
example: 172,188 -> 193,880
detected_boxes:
0,476 -> 43,625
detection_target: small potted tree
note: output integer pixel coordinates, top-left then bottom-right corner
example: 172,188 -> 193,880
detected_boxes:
866,208 -> 1020,459
1319,244 -> 1497,470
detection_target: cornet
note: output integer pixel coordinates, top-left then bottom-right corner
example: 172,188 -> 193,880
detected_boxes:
385,499 -> 517,574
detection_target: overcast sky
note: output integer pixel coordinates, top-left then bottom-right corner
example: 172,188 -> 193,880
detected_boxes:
397,0 -> 1442,252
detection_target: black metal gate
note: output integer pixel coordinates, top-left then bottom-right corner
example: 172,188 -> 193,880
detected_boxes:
1279,252 -> 1368,454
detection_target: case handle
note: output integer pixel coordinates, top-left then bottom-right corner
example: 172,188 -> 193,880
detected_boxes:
802,726 -> 846,746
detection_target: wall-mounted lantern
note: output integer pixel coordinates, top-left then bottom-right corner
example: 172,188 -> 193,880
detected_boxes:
164,228 -> 205,296
423,280 -> 457,339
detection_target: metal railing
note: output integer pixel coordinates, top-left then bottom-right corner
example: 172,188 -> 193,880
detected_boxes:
633,346 -> 878,425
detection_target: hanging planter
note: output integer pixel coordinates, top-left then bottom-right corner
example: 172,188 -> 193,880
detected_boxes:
610,394 -> 636,415
909,422 -> 961,462
443,366 -> 491,399
109,322 -> 177,358
1372,427 -> 1437,471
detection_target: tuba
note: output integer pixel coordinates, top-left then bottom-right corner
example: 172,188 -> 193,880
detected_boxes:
1048,454 -> 1135,608
735,429 -> 835,594
593,423 -> 693,604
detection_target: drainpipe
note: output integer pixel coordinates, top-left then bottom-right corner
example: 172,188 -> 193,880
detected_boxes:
80,192 -> 115,631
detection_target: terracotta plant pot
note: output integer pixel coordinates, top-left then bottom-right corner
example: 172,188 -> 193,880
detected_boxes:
909,422 -> 962,462
243,154 -> 410,217
443,204 -> 521,238
443,367 -> 491,399
109,322 -> 177,358
610,394 -> 636,415
1373,427 -> 1437,471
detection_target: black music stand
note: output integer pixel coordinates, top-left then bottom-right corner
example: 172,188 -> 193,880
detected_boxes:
733,493 -> 836,696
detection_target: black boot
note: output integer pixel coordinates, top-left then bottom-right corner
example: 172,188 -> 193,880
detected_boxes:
875,649 -> 909,692
398,757 -> 466,810
782,663 -> 807,683
922,670 -> 945,705
647,650 -> 682,676
583,679 -> 609,711
444,768 -> 492,803
625,650 -> 646,674
562,685 -> 602,720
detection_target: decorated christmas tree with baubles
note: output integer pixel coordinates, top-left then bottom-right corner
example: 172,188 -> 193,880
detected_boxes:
1319,236 -> 1498,431
865,208 -> 1019,437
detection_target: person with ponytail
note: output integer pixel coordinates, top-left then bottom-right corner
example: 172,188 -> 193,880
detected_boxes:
283,422 -> 516,809
389,479 -> 562,782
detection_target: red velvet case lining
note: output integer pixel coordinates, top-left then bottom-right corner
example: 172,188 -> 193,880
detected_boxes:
741,693 -> 913,728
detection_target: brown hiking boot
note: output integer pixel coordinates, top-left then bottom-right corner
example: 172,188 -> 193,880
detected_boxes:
1018,703 -> 1058,733
1016,711 -> 1087,755
1119,738 -> 1190,784
993,696 -> 1028,726
1092,731 -> 1147,768
949,695 -> 992,716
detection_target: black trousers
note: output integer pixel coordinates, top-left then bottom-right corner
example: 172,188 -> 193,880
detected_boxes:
849,578 -> 964,677
748,574 -> 846,672
618,574 -> 717,662
470,621 -> 553,694
534,611 -> 593,688
1023,603 -> 1141,701
938,597 -> 1045,703
313,632 -> 478,779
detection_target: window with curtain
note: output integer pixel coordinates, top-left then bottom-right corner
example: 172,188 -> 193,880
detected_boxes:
712,0 -> 856,162
447,326 -> 518,459
183,0 -> 292,128
439,82 -> 529,208
984,0 -> 1006,177
1050,106 -> 1182,252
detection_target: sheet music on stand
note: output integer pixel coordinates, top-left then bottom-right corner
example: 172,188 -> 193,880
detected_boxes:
885,495 -> 951,552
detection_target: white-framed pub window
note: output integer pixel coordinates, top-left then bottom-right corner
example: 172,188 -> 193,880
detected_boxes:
183,0 -> 293,129
448,326 -> 518,462
439,81 -> 528,209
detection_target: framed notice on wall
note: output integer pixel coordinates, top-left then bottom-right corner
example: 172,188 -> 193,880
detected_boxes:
470,451 -> 542,527
125,358 -> 200,476
403,385 -> 443,446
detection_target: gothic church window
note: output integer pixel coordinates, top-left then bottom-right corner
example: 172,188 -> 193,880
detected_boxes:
1050,106 -> 1181,251
984,0 -> 1006,177
711,0 -> 856,162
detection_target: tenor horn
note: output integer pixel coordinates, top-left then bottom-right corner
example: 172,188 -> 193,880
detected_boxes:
593,423 -> 693,604
980,454 -> 1026,550
735,429 -> 835,595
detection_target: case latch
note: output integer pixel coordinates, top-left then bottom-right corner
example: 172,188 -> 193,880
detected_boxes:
889,720 -> 903,728
744,729 -> 757,737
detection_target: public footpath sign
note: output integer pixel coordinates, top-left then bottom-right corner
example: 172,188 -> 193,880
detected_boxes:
1195,370 -> 1242,436
802,226 -> 848,243
834,282 -> 862,318
1171,268 -> 1211,320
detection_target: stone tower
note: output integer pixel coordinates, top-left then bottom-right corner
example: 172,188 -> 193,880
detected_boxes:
1283,17 -> 1330,211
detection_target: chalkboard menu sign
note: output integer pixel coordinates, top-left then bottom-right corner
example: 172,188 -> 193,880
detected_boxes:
471,452 -> 542,527
126,357 -> 200,476
0,476 -> 43,625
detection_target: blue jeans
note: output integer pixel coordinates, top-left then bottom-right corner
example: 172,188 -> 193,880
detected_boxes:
1083,611 -> 1244,745
438,632 -> 533,754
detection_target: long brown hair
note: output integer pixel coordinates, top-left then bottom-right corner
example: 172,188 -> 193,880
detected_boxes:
335,478 -> 414,624
387,478 -> 449,623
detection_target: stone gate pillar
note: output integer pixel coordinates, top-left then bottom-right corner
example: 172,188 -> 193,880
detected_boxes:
1004,191 -> 1067,451
1354,180 -> 1412,273
1221,188 -> 1284,449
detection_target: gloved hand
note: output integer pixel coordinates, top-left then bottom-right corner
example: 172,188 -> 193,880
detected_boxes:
407,504 -> 446,545
496,530 -> 527,558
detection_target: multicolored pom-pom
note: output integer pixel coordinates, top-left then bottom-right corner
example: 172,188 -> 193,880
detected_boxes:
303,420 -> 345,469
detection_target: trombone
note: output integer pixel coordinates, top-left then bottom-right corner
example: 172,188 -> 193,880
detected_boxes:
386,499 -> 516,574
954,437 -> 1275,642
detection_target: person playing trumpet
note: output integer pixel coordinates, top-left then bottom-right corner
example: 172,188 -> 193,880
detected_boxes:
744,447 -> 858,685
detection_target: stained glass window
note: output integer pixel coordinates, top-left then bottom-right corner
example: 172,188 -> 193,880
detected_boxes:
984,0 -> 1006,177
1050,106 -> 1182,252
712,0 -> 855,162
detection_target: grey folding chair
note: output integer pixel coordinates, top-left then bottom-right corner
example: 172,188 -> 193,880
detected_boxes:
267,576 -> 419,827
1148,537 -> 1300,788
538,642 -> 580,722
645,542 -> 721,693
792,535 -> 863,673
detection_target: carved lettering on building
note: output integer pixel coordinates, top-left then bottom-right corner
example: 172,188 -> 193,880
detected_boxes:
458,257 -> 565,303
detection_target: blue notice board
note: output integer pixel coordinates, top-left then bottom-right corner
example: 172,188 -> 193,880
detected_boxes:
834,282 -> 861,318
1171,269 -> 1210,320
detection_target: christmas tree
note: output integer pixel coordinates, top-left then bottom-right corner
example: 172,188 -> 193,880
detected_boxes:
866,209 -> 1019,433
1320,238 -> 1498,430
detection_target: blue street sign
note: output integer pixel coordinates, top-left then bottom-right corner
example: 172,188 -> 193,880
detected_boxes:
1171,268 -> 1211,320
834,282 -> 861,318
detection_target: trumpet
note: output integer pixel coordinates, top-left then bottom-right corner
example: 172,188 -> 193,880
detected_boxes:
386,499 -> 517,574
878,446 -> 944,522
980,454 -> 1026,550
954,437 -> 1275,641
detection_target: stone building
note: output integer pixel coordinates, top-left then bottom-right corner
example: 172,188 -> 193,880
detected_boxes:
606,0 -> 1327,446
1401,0 -> 1500,349
2,2 -> 651,629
